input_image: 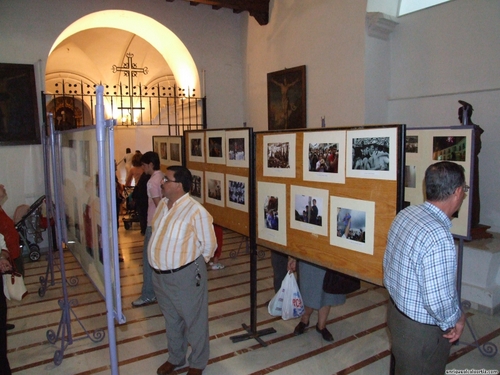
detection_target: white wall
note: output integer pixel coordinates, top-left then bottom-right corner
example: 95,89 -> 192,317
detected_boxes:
244,0 -> 368,131
387,0 -> 500,232
0,0 -> 244,215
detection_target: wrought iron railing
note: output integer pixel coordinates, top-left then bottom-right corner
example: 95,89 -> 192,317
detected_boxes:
43,80 -> 206,135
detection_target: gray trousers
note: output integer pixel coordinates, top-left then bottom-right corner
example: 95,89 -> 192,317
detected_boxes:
140,226 -> 155,300
387,299 -> 452,375
153,256 -> 209,369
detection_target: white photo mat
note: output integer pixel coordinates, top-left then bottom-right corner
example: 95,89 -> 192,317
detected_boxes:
225,129 -> 249,168
206,130 -> 226,165
303,130 -> 346,184
205,171 -> 225,207
329,196 -> 375,255
290,185 -> 329,236
225,174 -> 248,212
190,169 -> 204,204
188,132 -> 205,163
346,127 -> 397,180
257,181 -> 287,246
263,133 -> 296,178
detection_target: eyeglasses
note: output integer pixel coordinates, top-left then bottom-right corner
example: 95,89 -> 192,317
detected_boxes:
462,185 -> 469,193
162,177 -> 178,184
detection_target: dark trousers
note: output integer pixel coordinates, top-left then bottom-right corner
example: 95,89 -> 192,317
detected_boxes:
0,276 -> 11,375
387,299 -> 451,375
271,251 -> 288,293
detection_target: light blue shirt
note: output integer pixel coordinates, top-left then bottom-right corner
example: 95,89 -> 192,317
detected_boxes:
383,202 -> 461,331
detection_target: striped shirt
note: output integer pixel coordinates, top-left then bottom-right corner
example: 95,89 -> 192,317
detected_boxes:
383,202 -> 461,331
148,193 -> 217,271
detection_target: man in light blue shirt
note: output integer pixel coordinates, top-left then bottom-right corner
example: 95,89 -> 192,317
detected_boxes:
384,161 -> 467,375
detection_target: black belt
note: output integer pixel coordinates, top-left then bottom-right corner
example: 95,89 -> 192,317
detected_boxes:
153,260 -> 195,274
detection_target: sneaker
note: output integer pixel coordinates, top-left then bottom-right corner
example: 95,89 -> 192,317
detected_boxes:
211,263 -> 225,270
132,296 -> 157,308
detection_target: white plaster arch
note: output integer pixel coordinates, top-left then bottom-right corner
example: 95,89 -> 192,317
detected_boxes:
49,10 -> 199,95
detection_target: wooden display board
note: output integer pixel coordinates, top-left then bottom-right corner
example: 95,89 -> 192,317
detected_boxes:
185,128 -> 252,237
405,125 -> 475,239
255,125 -> 405,286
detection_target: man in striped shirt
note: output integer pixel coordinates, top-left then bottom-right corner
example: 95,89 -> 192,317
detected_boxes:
150,166 -> 217,375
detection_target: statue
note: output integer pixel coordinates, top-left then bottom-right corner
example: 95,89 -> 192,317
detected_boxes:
458,100 -> 486,234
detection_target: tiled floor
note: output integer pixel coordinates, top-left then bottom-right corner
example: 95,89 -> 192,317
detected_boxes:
6,225 -> 500,374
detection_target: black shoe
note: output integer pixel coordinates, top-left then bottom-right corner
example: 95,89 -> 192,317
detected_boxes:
6,324 -> 15,331
316,324 -> 334,342
293,320 -> 309,336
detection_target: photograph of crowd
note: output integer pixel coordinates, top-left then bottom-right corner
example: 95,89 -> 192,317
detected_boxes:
228,137 -> 245,161
267,142 -> 290,169
228,179 -> 245,205
308,142 -> 339,173
336,208 -> 366,243
351,137 -> 390,171
264,195 -> 279,231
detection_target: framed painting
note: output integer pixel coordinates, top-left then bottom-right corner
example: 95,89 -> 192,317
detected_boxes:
0,63 -> 40,145
267,65 -> 306,130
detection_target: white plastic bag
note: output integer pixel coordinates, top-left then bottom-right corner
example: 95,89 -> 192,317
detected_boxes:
281,273 -> 305,320
268,275 -> 287,316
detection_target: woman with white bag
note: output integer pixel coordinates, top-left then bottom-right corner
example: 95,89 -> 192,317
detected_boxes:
288,258 -> 346,342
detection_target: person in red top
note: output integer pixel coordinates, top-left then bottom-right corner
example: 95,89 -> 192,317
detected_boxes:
0,185 -> 22,276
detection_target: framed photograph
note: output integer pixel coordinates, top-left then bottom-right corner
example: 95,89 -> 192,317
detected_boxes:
226,129 -> 249,168
226,174 -> 248,212
190,169 -> 204,204
329,196 -> 375,255
346,127 -> 397,180
303,130 -> 346,184
188,132 -> 204,163
263,133 -> 296,178
153,136 -> 183,167
206,130 -> 226,165
205,171 -> 225,207
405,135 -> 418,153
290,185 -> 329,236
258,181 -> 287,246
267,65 -> 306,130
0,63 -> 40,145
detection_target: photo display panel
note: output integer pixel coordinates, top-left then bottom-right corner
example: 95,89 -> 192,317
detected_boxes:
255,125 -> 405,286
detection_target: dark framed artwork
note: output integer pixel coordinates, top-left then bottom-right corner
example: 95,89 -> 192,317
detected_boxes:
0,63 -> 40,145
267,65 -> 306,130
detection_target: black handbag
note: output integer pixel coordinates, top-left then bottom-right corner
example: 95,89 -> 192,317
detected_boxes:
322,269 -> 360,294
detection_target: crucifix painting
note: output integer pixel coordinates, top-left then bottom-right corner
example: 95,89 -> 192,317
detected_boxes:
267,65 -> 306,130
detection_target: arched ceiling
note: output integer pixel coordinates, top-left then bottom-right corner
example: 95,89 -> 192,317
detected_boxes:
46,28 -> 175,93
